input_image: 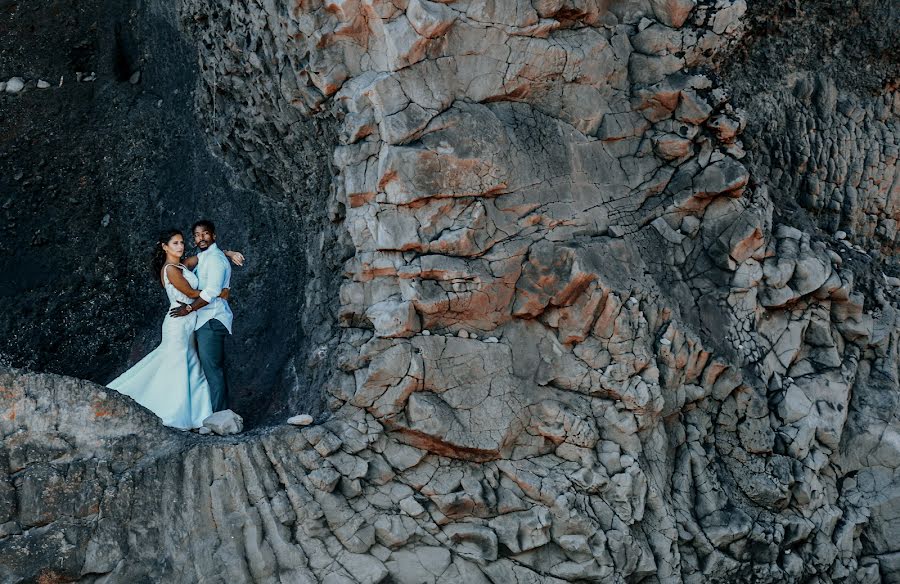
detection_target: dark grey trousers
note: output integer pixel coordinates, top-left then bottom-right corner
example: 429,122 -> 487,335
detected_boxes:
196,319 -> 229,412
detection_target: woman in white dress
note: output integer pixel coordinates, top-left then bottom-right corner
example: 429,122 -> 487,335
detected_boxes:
107,229 -> 242,430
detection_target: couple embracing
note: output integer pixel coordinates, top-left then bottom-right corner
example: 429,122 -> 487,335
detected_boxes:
107,220 -> 244,430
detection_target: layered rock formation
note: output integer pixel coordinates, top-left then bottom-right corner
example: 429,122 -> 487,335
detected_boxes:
2,0 -> 899,582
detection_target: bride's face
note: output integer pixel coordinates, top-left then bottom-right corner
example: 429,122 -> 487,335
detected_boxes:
163,235 -> 185,258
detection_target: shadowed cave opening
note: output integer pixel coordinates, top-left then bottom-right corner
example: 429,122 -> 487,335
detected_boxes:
0,0 -> 343,429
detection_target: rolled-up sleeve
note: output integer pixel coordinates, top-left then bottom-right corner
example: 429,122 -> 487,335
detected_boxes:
199,256 -> 228,303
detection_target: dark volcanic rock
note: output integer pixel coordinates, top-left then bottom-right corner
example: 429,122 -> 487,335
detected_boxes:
0,0 -> 341,427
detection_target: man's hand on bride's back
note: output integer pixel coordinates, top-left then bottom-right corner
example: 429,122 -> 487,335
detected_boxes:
220,288 -> 230,300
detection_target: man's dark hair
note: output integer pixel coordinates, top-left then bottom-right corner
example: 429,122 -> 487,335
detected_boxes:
192,219 -> 216,235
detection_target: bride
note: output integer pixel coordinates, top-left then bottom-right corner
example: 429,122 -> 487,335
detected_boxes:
107,229 -> 243,430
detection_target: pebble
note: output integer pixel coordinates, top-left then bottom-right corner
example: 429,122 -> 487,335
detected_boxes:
422,329 -> 430,336
37,79 -> 50,89
5,77 -> 25,94
0,82 -> 6,92
660,338 -> 671,346
101,214 -> 111,227
485,337 -> 499,343
288,414 -> 314,426
197,426 -> 212,435
129,71 -> 141,85
884,275 -> 900,287
457,330 -> 469,339
834,230 -> 847,240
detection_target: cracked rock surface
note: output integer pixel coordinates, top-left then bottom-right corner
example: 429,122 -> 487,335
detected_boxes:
2,0 -> 900,582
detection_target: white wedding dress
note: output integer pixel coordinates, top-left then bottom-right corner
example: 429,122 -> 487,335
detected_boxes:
107,264 -> 213,429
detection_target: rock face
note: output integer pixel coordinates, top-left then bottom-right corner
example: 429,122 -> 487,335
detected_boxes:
2,0 -> 900,583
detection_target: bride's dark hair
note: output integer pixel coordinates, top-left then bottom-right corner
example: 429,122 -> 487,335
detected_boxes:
151,229 -> 184,282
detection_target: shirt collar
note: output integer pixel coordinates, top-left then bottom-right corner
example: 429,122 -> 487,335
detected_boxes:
199,242 -> 219,255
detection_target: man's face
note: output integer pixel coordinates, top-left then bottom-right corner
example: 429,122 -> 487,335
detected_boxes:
194,226 -> 216,250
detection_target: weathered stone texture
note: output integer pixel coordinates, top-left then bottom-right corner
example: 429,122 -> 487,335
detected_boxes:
2,0 -> 900,582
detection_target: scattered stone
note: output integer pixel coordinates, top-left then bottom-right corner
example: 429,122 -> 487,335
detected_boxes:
457,329 -> 469,339
197,426 -> 212,435
5,77 -> 25,93
36,79 -> 51,89
129,71 -> 141,84
287,414 -> 314,426
202,410 -> 243,435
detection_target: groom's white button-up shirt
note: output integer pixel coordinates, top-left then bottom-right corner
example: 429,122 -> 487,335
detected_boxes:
194,242 -> 233,333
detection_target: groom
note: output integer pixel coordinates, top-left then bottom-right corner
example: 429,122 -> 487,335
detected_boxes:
170,219 -> 233,412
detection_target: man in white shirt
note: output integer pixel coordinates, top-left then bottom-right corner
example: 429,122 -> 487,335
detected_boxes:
169,220 -> 233,412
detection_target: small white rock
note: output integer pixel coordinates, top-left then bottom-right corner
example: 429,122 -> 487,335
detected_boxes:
660,338 -> 672,346
0,82 -> 7,92
470,333 -> 478,340
834,230 -> 847,240
202,409 -> 243,435
5,77 -> 25,93
422,329 -> 431,336
287,414 -> 314,426
36,79 -> 50,89
485,336 -> 499,343
197,426 -> 212,435
457,329 -> 469,339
